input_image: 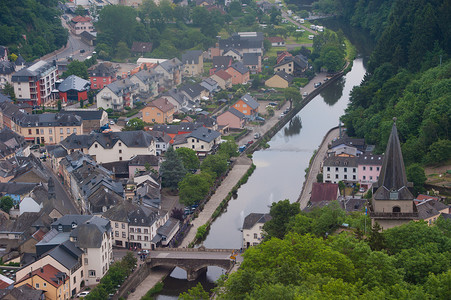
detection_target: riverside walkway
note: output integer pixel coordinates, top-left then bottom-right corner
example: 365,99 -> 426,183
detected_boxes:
297,127 -> 340,209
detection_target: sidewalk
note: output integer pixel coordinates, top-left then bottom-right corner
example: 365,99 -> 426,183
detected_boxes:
297,127 -> 340,209
180,156 -> 253,247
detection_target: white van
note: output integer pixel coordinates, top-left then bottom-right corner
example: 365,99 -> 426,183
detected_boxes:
308,35 -> 314,40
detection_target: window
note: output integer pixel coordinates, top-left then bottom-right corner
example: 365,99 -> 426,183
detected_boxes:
73,128 -> 77,133
93,78 -> 97,81
344,167 -> 347,172
145,236 -> 148,241
137,228 -> 141,233
122,232 -> 126,238
370,167 -> 373,171
119,157 -> 122,161
84,258 -> 88,265
122,224 -> 125,229
243,110 -> 247,113
363,176 -> 366,180
201,145 -> 204,149
192,145 -> 195,149
353,168 -> 356,173
115,223 -> 118,228
327,167 -> 330,171
49,137 -> 53,142
335,174 -> 338,179
28,129 -> 32,134
363,166 -> 366,171
138,236 -> 142,240
119,150 -> 122,153
43,282 -> 47,287
243,104 -> 247,107
344,175 -> 347,179
35,283 -> 39,289
115,231 -> 119,237
95,144 -> 98,148
335,167 -> 338,172
36,129 -> 39,134
392,206 -> 401,213
377,167 -> 380,171
81,271 -> 83,278
131,235 -> 134,240
254,233 -> 258,239
89,270 -> 96,277
103,79 -> 106,82
40,129 -> 44,134
73,277 -> 76,284
370,176 -> 373,180
58,225 -> 63,231
49,128 -> 52,134
60,128 -> 63,134
67,128 -> 70,134
353,175 -> 356,180
130,228 -> 134,233
144,229 -> 148,234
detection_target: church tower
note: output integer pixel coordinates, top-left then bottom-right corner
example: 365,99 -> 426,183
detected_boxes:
370,118 -> 418,229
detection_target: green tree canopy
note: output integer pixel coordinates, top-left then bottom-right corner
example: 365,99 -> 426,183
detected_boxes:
62,60 -> 89,80
217,141 -> 239,159
178,172 -> 214,206
200,154 -> 228,178
263,199 -> 300,239
160,147 -> 186,189
123,118 -> 145,131
0,196 -> 14,214
175,148 -> 200,171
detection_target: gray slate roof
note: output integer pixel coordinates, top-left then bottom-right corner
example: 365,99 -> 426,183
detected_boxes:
242,53 -> 259,66
374,122 -> 413,201
70,216 -> 111,248
240,94 -> 259,109
227,107 -> 245,119
58,75 -> 90,92
212,56 -> 232,68
242,213 -> 271,230
158,58 -> 183,73
59,109 -> 105,121
105,78 -> 137,96
181,50 -> 203,65
229,62 -> 249,75
180,83 -> 206,99
417,200 -> 449,220
88,62 -> 116,77
103,202 -> 160,227
187,127 -> 220,143
323,156 -> 358,168
274,71 -> 293,83
61,131 -> 154,150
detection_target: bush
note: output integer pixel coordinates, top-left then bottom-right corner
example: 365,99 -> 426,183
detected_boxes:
141,282 -> 164,300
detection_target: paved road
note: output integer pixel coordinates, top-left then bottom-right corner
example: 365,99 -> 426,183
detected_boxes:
34,150 -> 79,214
297,128 -> 340,209
286,43 -> 313,50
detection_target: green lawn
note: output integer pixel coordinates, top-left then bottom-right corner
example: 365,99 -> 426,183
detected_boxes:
267,46 -> 286,58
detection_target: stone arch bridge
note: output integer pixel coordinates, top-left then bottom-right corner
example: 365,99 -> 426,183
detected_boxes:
146,247 -> 238,281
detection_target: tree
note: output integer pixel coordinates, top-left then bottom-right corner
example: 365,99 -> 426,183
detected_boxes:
75,5 -> 87,16
217,141 -> 239,159
115,41 -> 130,60
338,181 -> 346,196
123,118 -> 145,131
316,173 -> 323,182
367,222 -> 385,251
179,172 -> 214,206
175,148 -> 200,171
200,154 -> 228,178
160,147 -> 186,189
171,207 -> 184,221
284,87 -> 302,106
180,283 -> 209,300
263,199 -> 300,239
0,196 -> 14,214
62,60 -> 89,80
424,139 -> 451,165
80,99 -> 84,108
406,163 -> 426,195
1,82 -> 16,102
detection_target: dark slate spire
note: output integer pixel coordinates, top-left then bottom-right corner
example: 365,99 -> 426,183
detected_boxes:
48,177 -> 56,200
374,118 -> 413,200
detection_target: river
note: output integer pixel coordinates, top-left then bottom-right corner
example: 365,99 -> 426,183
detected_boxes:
155,57 -> 367,298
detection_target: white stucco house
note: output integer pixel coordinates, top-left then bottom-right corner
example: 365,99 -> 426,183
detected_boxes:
242,213 -> 271,248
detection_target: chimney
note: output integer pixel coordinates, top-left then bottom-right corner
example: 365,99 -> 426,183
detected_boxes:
40,267 -> 44,273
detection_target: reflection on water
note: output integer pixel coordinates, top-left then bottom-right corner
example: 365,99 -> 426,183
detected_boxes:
156,58 -> 367,299
284,116 -> 303,137
320,77 -> 345,106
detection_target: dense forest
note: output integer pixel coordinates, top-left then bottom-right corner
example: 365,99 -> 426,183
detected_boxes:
0,0 -> 67,60
215,201 -> 451,299
324,0 -> 451,166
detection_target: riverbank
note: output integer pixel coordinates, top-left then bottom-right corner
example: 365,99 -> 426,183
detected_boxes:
297,127 -> 340,209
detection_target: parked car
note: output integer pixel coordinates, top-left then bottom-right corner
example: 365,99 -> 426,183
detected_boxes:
39,148 -> 46,153
109,120 -> 115,125
80,49 -> 85,53
359,187 -> 366,193
268,102 -> 277,107
77,291 -> 90,298
30,144 -> 40,150
247,140 -> 254,145
303,92 -> 308,97
254,133 -> 261,139
314,82 -> 322,88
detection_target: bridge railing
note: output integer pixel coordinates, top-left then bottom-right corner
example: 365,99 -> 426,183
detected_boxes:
152,247 -> 236,253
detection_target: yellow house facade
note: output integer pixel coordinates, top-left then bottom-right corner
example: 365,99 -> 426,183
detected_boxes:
141,97 -> 175,124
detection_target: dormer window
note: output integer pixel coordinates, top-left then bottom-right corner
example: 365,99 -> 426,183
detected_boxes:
390,190 -> 399,200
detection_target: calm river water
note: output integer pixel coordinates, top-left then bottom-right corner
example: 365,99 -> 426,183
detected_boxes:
155,57 -> 367,299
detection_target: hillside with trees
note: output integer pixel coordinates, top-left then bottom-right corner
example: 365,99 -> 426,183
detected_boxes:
0,0 -> 67,60
316,0 -> 451,166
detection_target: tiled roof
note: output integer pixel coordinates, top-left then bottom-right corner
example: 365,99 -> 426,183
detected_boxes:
148,97 -> 174,113
323,156 -> 358,168
242,53 -> 259,66
310,182 -> 339,202
212,56 -> 232,68
213,69 -> 232,80
266,36 -> 285,43
72,16 -> 91,23
15,264 -> 67,288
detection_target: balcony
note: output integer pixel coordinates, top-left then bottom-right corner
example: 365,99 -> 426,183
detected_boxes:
369,211 -> 418,219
